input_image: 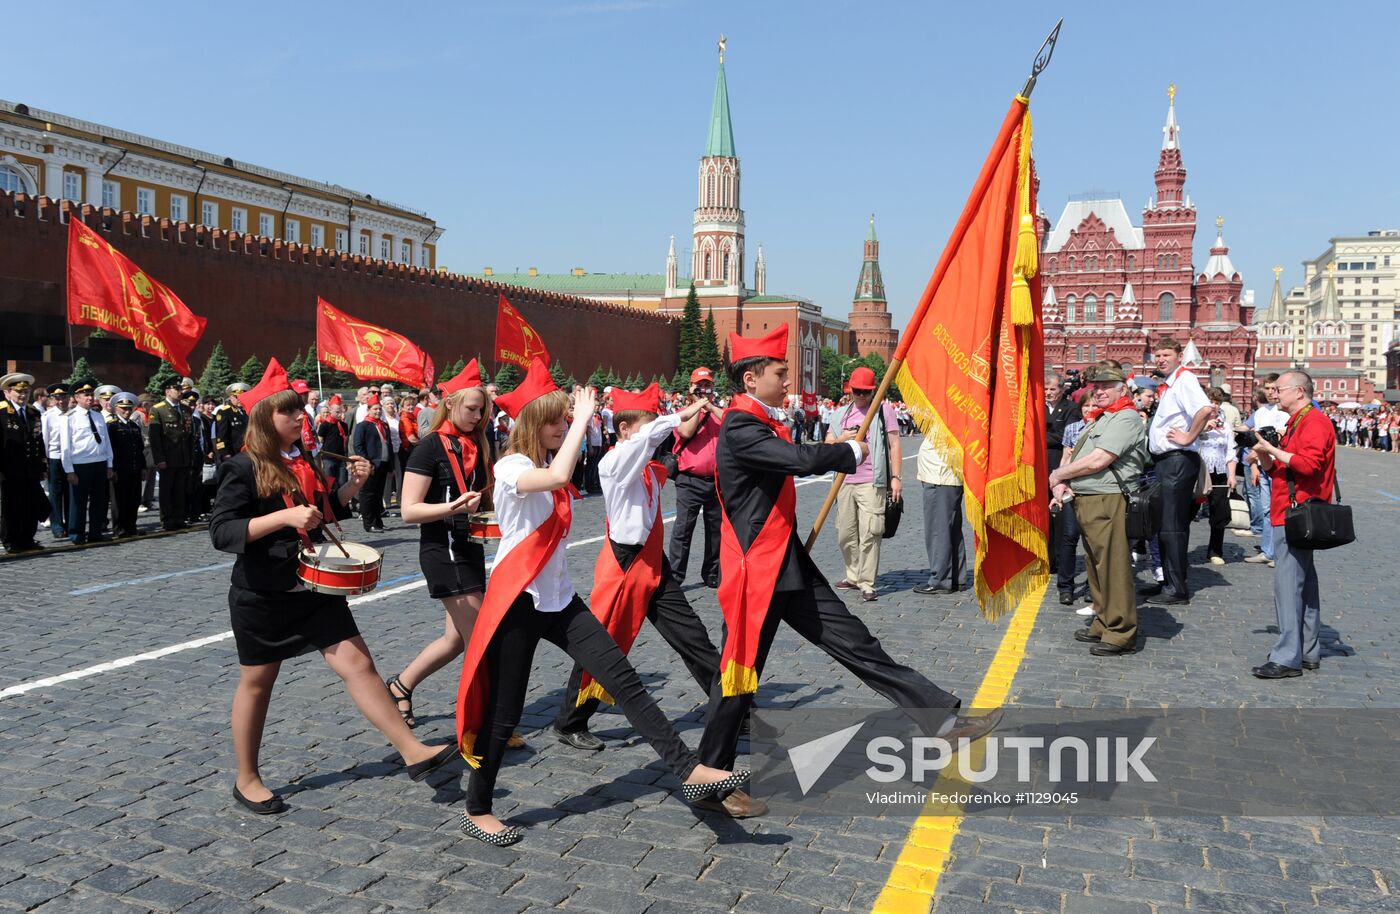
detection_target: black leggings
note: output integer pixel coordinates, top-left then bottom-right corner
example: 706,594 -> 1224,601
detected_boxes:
466,592 -> 701,815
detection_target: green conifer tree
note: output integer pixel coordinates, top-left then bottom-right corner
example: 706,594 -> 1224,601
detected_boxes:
698,307 -> 722,372
63,357 -> 93,385
238,355 -> 265,386
197,341 -> 236,398
677,282 -> 702,377
587,366 -> 606,390
549,360 -> 569,390
145,361 -> 182,397
494,362 -> 522,392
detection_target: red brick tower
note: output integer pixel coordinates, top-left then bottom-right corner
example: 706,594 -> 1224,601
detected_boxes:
848,215 -> 897,361
1141,84 -> 1197,332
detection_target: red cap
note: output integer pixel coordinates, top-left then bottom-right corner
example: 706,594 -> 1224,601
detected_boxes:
329,394 -> 342,406
610,382 -> 662,414
690,367 -> 713,384
494,357 -> 560,419
290,378 -> 311,395
849,366 -> 876,390
242,359 -> 291,410
727,324 -> 788,362
439,358 -> 483,396
367,393 -> 381,406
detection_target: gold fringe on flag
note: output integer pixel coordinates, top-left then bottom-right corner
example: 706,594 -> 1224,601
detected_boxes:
458,733 -> 484,769
575,681 -> 615,707
719,658 -> 759,697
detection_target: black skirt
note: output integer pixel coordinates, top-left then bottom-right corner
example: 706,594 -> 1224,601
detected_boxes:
228,585 -> 361,666
419,537 -> 486,599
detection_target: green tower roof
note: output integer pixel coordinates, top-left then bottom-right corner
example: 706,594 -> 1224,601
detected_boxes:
705,62 -> 736,158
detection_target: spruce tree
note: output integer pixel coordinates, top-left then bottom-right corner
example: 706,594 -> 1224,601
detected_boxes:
604,367 -> 621,388
303,345 -> 321,386
670,368 -> 685,393
698,307 -> 722,371
549,360 -> 569,390
238,355 -> 265,386
64,357 -> 93,385
197,341 -> 236,398
677,282 -> 702,377
145,360 -> 182,397
587,365 -> 606,390
440,359 -> 465,383
494,362 -> 522,392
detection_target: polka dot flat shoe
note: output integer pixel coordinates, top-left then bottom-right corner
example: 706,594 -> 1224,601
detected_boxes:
459,813 -> 524,846
682,770 -> 750,804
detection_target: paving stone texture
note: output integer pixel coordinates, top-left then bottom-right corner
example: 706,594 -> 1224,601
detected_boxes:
1,443 -> 1396,913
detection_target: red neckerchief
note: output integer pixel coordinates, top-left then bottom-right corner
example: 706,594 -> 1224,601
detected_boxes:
436,424 -> 479,497
366,415 -> 388,439
457,476 -> 578,765
1082,396 -> 1136,423
577,460 -> 668,707
280,450 -> 339,549
715,393 -> 795,697
1156,366 -> 1187,396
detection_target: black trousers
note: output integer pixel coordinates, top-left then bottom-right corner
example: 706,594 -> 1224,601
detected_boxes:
1206,470 -> 1231,558
667,472 -> 720,584
1056,500 -> 1082,595
1,469 -> 44,548
46,458 -> 69,535
697,576 -> 961,771
112,470 -> 143,535
1154,449 -> 1200,599
584,446 -> 603,495
68,461 -> 109,542
359,462 -> 390,528
158,465 -> 190,529
467,593 -> 700,815
185,462 -> 206,522
555,550 -> 720,734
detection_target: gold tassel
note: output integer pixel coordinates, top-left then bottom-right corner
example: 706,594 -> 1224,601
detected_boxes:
720,658 -> 759,697
459,733 -> 484,770
576,680 -> 614,707
1010,108 -> 1036,327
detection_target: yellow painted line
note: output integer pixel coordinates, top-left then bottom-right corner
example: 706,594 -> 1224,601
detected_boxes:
870,579 -> 1049,914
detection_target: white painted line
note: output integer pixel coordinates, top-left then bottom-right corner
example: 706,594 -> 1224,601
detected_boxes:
2,515 -> 660,699
69,561 -> 236,596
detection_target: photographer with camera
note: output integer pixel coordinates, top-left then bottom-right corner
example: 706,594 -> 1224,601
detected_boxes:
1240,374 -> 1287,567
667,367 -> 726,587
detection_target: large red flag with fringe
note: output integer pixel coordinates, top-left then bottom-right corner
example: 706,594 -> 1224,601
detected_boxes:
316,297 -> 435,389
894,95 -> 1049,620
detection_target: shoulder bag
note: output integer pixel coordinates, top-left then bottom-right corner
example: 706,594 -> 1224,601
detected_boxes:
1108,463 -> 1162,542
1284,468 -> 1353,550
877,405 -> 903,539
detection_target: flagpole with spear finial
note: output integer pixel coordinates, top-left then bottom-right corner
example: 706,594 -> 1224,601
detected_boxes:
803,19 -> 1062,553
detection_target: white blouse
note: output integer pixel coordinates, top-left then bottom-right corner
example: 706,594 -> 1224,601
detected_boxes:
493,453 -> 575,613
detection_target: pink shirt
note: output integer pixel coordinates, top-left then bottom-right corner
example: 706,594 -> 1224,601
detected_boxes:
838,401 -> 897,485
675,410 -> 720,477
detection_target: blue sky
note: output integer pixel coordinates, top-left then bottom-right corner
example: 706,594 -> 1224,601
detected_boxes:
12,1 -> 1400,330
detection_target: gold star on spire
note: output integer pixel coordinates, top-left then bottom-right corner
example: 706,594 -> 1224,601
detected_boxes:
718,34 -> 726,64
1216,215 -> 1224,230
1167,83 -> 1176,103
1273,266 -> 1283,279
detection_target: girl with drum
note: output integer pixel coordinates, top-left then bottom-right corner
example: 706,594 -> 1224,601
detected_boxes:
455,359 -> 746,845
385,361 -> 523,748
211,386 -> 456,816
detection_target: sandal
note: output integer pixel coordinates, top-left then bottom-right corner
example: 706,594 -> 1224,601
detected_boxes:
386,674 -> 416,727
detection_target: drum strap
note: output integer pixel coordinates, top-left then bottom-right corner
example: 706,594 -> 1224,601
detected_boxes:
437,428 -> 480,501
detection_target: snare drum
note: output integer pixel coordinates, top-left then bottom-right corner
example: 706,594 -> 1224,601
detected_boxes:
467,511 -> 501,544
296,541 -> 383,596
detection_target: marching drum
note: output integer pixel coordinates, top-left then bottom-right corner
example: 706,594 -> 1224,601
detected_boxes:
296,541 -> 383,596
467,511 -> 501,544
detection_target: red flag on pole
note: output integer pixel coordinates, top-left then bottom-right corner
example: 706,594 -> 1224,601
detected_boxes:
494,293 -> 551,369
316,297 -> 435,389
65,217 -> 207,375
893,96 -> 1049,620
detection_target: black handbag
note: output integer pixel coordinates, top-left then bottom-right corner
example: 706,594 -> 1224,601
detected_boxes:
1284,469 -> 1353,550
1109,465 -> 1162,542
877,407 -> 903,539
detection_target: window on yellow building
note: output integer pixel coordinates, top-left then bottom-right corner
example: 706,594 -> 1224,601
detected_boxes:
102,181 -> 119,209
63,172 -> 81,202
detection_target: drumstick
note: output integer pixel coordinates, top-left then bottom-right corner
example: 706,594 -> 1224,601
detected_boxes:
291,491 -> 351,559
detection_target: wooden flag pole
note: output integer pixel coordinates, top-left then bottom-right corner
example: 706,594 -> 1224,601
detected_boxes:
803,355 -> 904,552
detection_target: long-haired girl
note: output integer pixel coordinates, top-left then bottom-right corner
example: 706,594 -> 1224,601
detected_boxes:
211,386 -> 455,815
454,360 -> 744,845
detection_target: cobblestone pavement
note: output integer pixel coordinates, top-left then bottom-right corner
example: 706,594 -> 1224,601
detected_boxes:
0,443 -> 1396,913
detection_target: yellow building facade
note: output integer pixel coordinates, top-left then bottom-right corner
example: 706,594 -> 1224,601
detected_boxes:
1,99 -> 441,267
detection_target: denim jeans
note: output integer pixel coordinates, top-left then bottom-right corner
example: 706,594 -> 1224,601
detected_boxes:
1258,474 -> 1275,560
1242,464 -> 1265,535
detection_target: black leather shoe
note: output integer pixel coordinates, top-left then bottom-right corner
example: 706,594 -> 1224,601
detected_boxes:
1252,661 -> 1302,679
691,788 -> 768,818
1090,641 -> 1138,656
1137,583 -> 1164,596
406,743 -> 459,781
913,584 -> 949,595
1144,593 -> 1189,606
232,784 -> 285,815
551,726 -> 604,751
1058,591 -> 1074,606
1073,629 -> 1101,643
1302,660 -> 1320,671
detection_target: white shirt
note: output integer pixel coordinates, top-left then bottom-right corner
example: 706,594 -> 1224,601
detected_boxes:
601,408 -> 614,435
601,414 -> 681,545
1252,404 -> 1288,434
493,453 -> 575,613
354,403 -> 369,425
1148,368 -> 1211,455
59,406 -> 114,472
42,405 -> 65,459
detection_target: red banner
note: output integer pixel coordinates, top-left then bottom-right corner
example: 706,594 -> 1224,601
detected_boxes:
495,293 -> 551,369
65,218 -> 207,375
316,297 -> 434,389
893,97 -> 1049,621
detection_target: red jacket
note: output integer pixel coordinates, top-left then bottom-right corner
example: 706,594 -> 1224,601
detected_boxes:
1268,406 -> 1337,527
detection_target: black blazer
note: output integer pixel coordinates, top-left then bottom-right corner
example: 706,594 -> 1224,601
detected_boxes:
351,420 -> 390,466
1046,397 -> 1083,468
210,454 -> 353,592
716,409 -> 859,592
